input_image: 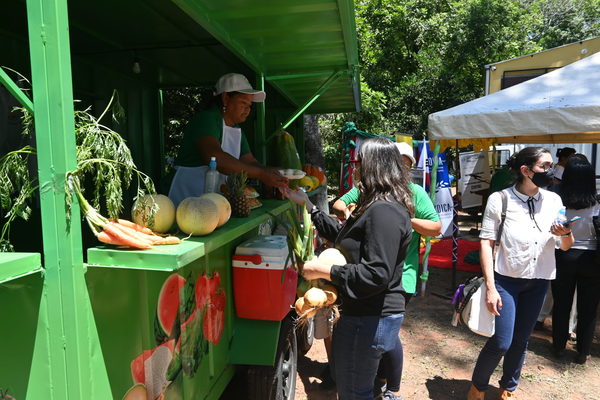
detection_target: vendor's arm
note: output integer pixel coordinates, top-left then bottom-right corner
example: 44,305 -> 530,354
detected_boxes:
330,202 -> 409,299
196,136 -> 287,187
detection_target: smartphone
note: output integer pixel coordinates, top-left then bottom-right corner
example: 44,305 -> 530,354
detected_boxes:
562,216 -> 581,226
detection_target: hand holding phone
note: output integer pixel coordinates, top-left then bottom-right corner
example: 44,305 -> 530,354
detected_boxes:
563,216 -> 581,227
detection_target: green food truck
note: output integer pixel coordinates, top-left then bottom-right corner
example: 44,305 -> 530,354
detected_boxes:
0,1 -> 359,399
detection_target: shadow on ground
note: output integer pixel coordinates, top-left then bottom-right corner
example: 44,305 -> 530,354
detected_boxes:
425,376 -> 471,399
296,354 -> 337,400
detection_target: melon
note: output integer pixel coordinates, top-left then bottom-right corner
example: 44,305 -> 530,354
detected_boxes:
318,248 -> 347,267
199,193 -> 231,227
275,130 -> 303,170
132,194 -> 176,233
156,274 -> 185,338
122,384 -> 147,400
176,197 -> 219,236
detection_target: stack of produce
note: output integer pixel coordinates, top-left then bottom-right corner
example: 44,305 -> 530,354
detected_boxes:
293,248 -> 344,322
279,206 -> 342,324
243,185 -> 262,209
296,164 -> 327,192
274,130 -> 303,171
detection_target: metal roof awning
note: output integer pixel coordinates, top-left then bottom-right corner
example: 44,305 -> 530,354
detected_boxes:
63,0 -> 361,114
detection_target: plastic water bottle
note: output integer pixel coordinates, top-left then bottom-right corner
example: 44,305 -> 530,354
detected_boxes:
556,206 -> 567,225
204,157 -> 219,193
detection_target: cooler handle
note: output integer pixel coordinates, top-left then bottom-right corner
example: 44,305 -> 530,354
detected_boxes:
232,254 -> 263,265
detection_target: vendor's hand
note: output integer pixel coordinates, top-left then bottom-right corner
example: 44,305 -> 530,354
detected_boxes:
260,168 -> 288,188
302,259 -> 331,281
550,221 -> 573,236
279,186 -> 310,206
486,287 -> 502,316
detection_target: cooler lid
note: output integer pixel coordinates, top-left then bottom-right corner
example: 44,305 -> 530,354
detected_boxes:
235,235 -> 289,258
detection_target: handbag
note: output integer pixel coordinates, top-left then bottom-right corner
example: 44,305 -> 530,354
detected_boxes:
451,190 -> 508,337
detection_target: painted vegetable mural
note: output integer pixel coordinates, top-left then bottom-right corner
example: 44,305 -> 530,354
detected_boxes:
125,271 -> 227,399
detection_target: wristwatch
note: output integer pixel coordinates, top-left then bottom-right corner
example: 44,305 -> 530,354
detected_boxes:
561,231 -> 572,237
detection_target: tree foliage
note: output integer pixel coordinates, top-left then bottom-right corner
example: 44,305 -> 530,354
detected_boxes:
318,0 -> 600,195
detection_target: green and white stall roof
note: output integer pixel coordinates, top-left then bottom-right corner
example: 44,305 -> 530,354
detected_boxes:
5,0 -> 360,113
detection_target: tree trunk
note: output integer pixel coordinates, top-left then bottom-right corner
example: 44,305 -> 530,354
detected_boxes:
303,114 -> 329,213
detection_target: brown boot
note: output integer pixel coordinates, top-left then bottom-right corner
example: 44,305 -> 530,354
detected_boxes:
499,388 -> 515,399
467,384 -> 485,400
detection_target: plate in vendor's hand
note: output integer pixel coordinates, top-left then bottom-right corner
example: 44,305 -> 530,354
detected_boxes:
278,169 -> 306,180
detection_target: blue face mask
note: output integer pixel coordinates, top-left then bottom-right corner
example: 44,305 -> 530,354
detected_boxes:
530,169 -> 554,188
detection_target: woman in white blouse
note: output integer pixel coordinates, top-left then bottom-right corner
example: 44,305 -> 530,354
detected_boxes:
468,147 -> 574,400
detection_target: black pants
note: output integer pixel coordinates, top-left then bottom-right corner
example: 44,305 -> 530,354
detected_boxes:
552,249 -> 600,356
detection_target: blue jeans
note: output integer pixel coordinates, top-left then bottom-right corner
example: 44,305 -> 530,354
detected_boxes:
332,313 -> 404,400
472,273 -> 548,392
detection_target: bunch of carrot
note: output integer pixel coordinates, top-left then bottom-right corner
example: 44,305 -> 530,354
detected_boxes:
69,176 -> 181,250
98,219 -> 181,249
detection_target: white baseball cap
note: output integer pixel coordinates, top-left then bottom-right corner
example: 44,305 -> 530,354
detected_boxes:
214,73 -> 266,102
395,142 -> 416,166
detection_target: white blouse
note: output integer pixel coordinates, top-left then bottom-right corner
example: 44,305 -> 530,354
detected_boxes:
567,204 -> 600,250
480,186 -> 564,280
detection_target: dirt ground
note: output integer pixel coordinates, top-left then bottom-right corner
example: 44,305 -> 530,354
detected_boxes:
294,264 -> 600,400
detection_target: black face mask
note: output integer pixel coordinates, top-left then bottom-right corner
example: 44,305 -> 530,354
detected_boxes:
529,169 -> 554,188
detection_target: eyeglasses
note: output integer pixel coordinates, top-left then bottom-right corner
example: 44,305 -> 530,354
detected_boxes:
533,162 -> 553,172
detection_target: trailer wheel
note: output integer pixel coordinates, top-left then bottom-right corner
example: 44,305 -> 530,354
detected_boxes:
247,316 -> 297,400
296,315 -> 314,355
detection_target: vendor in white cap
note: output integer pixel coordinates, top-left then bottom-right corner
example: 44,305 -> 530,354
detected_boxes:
168,73 -> 288,206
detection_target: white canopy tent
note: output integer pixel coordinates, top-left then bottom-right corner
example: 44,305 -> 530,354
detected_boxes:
428,51 -> 600,143
423,52 -> 600,296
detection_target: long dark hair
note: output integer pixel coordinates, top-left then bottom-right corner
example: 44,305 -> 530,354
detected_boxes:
354,138 -> 414,217
506,146 -> 551,184
559,155 -> 599,210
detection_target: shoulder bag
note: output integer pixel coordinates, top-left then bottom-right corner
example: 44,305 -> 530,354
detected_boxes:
451,189 -> 507,337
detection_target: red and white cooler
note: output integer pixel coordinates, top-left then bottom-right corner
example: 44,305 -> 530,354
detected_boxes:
232,235 -> 298,321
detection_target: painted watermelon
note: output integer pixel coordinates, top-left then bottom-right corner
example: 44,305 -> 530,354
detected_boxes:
130,339 -> 175,384
156,274 -> 186,338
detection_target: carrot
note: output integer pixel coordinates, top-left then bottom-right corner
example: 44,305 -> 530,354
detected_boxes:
110,221 -> 159,245
97,231 -> 124,246
153,236 -> 181,245
103,222 -> 153,249
117,218 -> 156,236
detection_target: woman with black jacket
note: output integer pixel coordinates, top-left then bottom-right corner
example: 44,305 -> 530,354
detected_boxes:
281,137 -> 413,400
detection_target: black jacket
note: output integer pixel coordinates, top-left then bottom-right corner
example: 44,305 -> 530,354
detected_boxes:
312,200 -> 412,316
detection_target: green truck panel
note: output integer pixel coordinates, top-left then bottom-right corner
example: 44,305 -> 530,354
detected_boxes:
85,200 -> 291,399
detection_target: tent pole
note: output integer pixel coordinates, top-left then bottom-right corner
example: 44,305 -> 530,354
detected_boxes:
420,140 -> 440,296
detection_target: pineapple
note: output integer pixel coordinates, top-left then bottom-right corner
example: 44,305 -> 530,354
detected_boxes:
225,171 -> 250,217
